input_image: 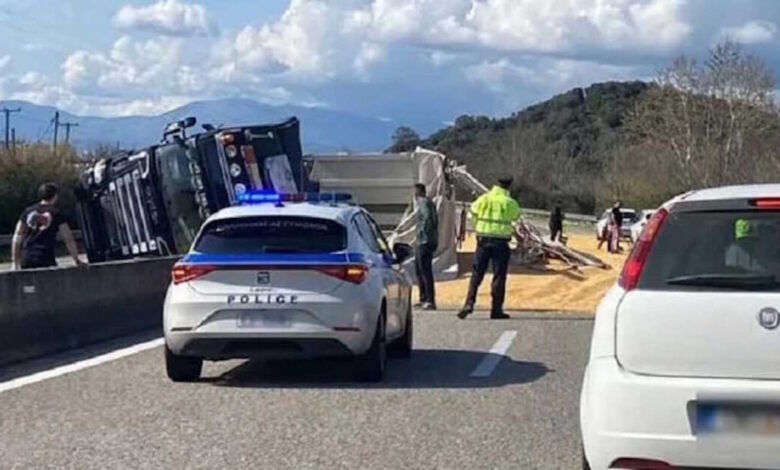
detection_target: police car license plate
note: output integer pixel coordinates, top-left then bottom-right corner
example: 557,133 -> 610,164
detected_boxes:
698,404 -> 780,434
236,311 -> 291,329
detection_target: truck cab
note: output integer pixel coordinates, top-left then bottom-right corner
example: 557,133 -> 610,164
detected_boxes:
76,117 -> 307,262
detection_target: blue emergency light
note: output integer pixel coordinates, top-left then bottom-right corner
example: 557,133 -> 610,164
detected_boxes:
236,191 -> 352,204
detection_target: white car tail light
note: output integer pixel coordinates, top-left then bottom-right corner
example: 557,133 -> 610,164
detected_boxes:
618,208 -> 668,291
172,264 -> 215,284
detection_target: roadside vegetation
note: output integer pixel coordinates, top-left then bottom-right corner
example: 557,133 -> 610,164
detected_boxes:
0,144 -> 81,234
390,41 -> 780,214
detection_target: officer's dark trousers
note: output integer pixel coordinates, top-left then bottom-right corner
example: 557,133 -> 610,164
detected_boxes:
463,236 -> 510,314
415,244 -> 436,306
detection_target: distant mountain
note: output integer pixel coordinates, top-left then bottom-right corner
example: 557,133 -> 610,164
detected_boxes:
0,98 -> 396,154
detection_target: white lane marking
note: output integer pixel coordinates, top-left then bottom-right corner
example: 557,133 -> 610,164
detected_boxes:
470,330 -> 517,378
0,337 -> 164,395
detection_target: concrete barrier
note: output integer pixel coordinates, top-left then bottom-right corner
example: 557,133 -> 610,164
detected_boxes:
0,256 -> 178,367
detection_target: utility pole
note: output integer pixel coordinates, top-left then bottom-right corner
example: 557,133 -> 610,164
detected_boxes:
1,107 -> 20,150
62,121 -> 78,146
52,111 -> 60,150
11,128 -> 15,156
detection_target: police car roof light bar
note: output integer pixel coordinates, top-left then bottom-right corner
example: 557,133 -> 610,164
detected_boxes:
236,191 -> 352,205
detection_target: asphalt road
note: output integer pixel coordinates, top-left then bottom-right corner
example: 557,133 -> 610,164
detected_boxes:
0,311 -> 593,470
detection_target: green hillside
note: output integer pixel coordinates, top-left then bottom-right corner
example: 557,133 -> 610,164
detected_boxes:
419,81 -> 650,214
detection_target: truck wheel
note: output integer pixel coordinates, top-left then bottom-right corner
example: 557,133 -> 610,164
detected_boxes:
165,345 -> 202,382
389,299 -> 412,358
355,311 -> 386,382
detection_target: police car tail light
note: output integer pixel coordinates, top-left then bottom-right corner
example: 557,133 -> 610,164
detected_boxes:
751,198 -> 780,209
317,264 -> 368,284
618,208 -> 668,292
172,264 -> 215,284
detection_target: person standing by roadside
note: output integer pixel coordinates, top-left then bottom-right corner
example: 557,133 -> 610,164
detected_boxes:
610,201 -> 623,253
414,183 -> 438,310
458,175 -> 521,320
549,201 -> 564,242
11,182 -> 86,270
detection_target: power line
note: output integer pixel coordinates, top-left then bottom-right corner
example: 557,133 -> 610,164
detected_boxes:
37,120 -> 52,142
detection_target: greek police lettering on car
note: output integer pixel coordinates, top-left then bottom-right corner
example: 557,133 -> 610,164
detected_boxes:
227,294 -> 298,305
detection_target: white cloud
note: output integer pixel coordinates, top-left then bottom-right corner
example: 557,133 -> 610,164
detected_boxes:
62,36 -> 202,95
21,43 -> 48,52
719,20 -> 777,44
113,0 -> 217,37
464,58 -> 641,94
213,0 -> 350,80
354,42 -> 385,79
0,55 -> 10,71
427,50 -> 457,67
0,0 -> 697,121
346,0 -> 691,53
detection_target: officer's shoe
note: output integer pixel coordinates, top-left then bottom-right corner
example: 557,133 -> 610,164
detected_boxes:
457,307 -> 473,319
421,303 -> 437,311
490,312 -> 511,320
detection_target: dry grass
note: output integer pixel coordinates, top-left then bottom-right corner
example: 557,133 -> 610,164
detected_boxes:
427,233 -> 629,314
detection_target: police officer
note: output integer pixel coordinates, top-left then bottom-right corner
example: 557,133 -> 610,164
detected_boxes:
458,175 -> 521,320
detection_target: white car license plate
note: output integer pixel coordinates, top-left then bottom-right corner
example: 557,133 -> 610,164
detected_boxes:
698,404 -> 780,434
236,311 -> 291,329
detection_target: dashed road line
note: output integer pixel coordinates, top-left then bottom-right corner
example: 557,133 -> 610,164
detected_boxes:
0,337 -> 164,395
470,330 -> 518,378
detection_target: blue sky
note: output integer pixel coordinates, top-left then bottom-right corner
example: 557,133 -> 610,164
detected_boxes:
0,0 -> 779,134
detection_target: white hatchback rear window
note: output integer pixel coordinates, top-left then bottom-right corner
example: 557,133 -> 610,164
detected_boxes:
640,211 -> 780,291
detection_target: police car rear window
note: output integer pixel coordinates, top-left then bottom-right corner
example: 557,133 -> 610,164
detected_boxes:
639,211 -> 780,291
194,216 -> 346,254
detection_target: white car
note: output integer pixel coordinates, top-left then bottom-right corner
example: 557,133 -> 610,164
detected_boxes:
629,209 -> 657,243
163,193 -> 414,383
596,208 -> 637,241
581,184 -> 780,469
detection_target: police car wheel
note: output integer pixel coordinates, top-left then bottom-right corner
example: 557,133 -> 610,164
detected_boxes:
165,345 -> 202,382
389,299 -> 412,358
355,310 -> 386,382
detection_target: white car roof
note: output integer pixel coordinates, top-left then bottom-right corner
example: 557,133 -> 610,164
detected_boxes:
205,202 -> 361,226
677,184 -> 780,202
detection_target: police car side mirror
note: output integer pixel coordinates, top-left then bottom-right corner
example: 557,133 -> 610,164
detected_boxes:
393,243 -> 412,263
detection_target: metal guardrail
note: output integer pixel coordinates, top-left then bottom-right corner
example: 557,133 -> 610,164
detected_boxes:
521,208 -> 598,224
454,202 -> 597,225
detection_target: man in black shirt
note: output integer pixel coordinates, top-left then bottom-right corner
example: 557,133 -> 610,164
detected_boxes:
549,201 -> 564,242
610,201 -> 624,252
11,183 -> 86,270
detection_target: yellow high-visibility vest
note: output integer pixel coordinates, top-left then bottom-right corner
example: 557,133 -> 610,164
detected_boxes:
471,186 -> 521,239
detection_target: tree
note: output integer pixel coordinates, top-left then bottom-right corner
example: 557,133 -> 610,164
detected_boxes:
621,40 -> 779,196
387,126 -> 421,153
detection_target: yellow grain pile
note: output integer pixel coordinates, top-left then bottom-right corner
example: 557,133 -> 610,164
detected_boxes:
429,233 -> 629,314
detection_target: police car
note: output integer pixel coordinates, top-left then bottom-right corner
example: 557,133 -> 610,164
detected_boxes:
163,192 -> 414,382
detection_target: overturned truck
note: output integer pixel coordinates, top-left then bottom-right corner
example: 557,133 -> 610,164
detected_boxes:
76,117 -> 307,262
